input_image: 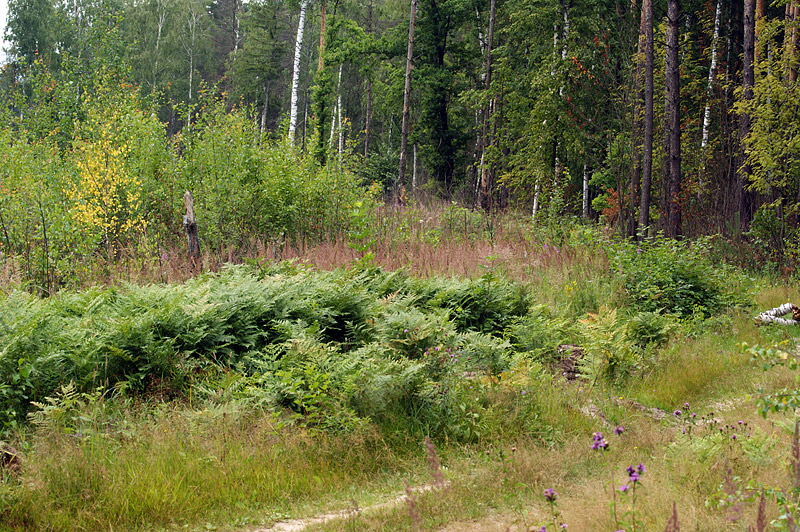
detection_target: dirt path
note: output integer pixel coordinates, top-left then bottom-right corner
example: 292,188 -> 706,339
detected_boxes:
253,484 -> 445,532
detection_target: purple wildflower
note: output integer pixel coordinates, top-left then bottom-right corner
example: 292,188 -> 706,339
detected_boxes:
626,465 -> 636,476
614,425 -> 624,435
673,409 -> 682,416
591,432 -> 609,450
618,485 -> 629,493
629,472 -> 640,483
544,488 -> 558,502
637,463 -> 646,475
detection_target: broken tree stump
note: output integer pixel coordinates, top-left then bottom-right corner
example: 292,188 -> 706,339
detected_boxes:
183,190 -> 200,267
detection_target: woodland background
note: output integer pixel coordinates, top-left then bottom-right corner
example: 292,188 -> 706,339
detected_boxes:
0,0 -> 798,291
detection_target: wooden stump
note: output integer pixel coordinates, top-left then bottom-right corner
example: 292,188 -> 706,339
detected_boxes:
183,190 -> 200,268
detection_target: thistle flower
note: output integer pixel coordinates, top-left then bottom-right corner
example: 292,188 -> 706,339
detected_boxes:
618,484 -> 629,493
673,409 -> 682,416
591,432 -> 609,450
614,425 -> 624,435
544,488 -> 557,502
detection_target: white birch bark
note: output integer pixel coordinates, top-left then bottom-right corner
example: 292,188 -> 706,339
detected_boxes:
532,182 -> 541,224
153,0 -> 167,92
413,143 -> 418,190
337,68 -> 344,156
756,303 -> 800,325
182,3 -> 202,132
701,0 -> 722,150
288,0 -> 308,144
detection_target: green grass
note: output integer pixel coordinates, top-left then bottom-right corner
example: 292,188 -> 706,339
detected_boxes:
3,224 -> 800,531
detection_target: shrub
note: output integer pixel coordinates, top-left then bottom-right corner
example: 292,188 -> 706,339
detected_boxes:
610,235 -> 749,318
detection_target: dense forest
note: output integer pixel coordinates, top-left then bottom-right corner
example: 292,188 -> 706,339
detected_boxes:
0,0 -> 798,291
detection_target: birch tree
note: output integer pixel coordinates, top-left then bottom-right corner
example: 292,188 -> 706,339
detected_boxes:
700,0 -> 722,151
288,0 -> 308,144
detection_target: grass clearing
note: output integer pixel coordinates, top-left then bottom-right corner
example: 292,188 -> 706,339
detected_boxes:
3,222 -> 800,531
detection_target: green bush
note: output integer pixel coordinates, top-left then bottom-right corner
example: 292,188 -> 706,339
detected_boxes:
610,236 -> 749,318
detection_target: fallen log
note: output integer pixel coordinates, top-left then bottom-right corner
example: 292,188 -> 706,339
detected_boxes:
755,303 -> 800,325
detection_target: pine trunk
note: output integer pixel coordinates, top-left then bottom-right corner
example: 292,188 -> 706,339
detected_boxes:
638,0 -> 654,238
737,0 -> 755,230
398,0 -> 417,200
364,0 -> 373,159
665,0 -> 681,238
628,1 -> 647,238
479,0 -> 496,211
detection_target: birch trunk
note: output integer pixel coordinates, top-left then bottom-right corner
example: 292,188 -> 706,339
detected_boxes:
701,0 -> 722,151
153,0 -> 167,92
288,0 -> 308,144
398,0 -> 417,200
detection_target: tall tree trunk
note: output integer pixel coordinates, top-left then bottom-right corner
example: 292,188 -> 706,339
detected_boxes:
788,1 -> 798,82
364,0 -> 373,159
755,0 -> 765,63
665,0 -> 682,238
737,0 -> 755,231
701,0 -> 722,151
260,79 -> 271,142
153,0 -> 166,93
337,66 -> 344,157
398,0 -> 417,201
582,164 -> 590,219
288,0 -> 308,144
479,0 -> 496,211
318,1 -> 326,72
629,0 -> 647,238
638,0 -> 654,238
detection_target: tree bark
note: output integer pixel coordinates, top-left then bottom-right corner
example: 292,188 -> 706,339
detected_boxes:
755,0 -> 765,63
664,0 -> 682,238
260,79 -> 271,142
638,0 -> 654,238
701,0 -> 722,151
398,0 -> 417,201
364,0 -> 373,160
628,0 -> 647,238
318,1 -> 327,72
479,0 -> 496,211
288,0 -> 308,144
737,0 -> 755,231
582,164 -> 590,219
788,2 -> 798,82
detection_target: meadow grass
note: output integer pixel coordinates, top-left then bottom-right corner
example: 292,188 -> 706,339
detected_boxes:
2,212 -> 800,531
